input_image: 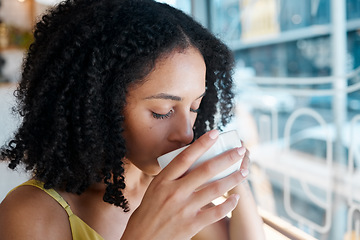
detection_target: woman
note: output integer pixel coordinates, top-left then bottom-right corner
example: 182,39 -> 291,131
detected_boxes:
0,0 -> 265,239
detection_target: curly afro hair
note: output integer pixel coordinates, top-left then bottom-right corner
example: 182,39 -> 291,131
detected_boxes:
0,0 -> 235,211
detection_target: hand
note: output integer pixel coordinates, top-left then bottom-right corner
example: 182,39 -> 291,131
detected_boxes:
121,130 -> 248,240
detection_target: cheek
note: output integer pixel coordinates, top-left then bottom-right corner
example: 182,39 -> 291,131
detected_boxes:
124,115 -> 161,150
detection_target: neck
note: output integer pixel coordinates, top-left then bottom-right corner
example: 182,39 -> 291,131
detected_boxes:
80,161 -> 151,200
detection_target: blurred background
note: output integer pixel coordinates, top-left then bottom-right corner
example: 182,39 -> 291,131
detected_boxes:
0,0 -> 359,239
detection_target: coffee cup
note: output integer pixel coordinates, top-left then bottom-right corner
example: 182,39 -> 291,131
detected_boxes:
157,130 -> 242,183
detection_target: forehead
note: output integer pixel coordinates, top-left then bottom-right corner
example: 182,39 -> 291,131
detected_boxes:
128,47 -> 206,98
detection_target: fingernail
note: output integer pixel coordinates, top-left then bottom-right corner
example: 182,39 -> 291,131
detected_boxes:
241,168 -> 249,177
209,130 -> 219,139
237,146 -> 246,156
234,194 -> 240,201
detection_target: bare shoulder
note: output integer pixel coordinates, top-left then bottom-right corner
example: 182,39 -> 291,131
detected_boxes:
0,184 -> 72,240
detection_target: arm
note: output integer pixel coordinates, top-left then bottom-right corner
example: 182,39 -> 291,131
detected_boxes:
228,180 -> 265,240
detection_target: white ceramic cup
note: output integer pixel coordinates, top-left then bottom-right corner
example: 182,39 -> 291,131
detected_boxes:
157,130 -> 242,183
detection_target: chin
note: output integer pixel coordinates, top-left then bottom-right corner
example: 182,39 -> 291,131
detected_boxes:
149,165 -> 162,176
139,161 -> 162,177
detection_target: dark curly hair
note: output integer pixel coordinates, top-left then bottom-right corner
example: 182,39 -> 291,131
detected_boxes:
0,0 -> 234,211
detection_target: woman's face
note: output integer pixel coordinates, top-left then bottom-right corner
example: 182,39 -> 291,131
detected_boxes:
123,47 -> 206,175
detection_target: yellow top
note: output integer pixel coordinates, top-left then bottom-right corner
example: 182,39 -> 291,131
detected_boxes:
10,179 -> 104,240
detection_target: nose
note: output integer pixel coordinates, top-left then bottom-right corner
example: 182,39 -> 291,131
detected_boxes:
167,111 -> 194,146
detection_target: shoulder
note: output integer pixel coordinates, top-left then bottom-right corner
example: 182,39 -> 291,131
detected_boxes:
0,184 -> 72,240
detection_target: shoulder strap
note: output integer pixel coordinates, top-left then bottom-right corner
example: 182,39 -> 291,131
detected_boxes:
15,179 -> 74,217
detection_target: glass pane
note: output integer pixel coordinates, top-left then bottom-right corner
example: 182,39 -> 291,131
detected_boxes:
210,0 -> 360,239
156,0 -> 191,15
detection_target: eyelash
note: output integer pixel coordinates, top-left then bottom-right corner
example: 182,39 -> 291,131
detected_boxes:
190,108 -> 200,114
152,110 -> 173,119
152,108 -> 200,119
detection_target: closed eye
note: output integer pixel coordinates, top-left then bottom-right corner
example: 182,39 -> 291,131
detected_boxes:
152,109 -> 174,119
152,107 -> 199,120
190,108 -> 200,113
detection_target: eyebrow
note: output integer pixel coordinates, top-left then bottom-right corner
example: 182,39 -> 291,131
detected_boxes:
144,91 -> 206,101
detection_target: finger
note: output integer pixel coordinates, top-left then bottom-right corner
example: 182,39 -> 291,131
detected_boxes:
195,194 -> 239,227
180,146 -> 246,190
159,130 -> 219,180
240,149 -> 250,177
191,169 -> 244,209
